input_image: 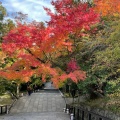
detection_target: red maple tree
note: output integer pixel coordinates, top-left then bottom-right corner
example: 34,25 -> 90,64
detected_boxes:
0,0 -> 100,87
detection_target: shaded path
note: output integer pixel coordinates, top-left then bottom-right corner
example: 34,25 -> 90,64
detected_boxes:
0,82 -> 70,120
10,92 -> 64,113
44,81 -> 56,90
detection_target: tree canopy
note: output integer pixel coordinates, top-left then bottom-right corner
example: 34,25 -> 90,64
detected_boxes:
0,0 -> 120,94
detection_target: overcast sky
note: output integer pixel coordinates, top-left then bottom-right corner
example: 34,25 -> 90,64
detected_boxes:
1,0 -> 55,22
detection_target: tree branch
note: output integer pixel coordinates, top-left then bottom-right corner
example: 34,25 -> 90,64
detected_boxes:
25,49 -> 45,63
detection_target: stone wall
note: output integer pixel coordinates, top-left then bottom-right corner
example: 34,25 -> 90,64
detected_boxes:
73,104 -> 120,120
63,95 -> 120,120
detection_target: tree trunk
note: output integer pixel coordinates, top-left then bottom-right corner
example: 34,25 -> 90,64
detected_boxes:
17,83 -> 20,97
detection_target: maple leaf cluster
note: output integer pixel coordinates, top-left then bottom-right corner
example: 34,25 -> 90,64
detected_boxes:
66,59 -> 80,73
45,0 -> 99,39
94,0 -> 120,17
50,59 -> 86,87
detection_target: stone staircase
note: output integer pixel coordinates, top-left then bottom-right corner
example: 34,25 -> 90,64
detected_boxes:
0,82 -> 70,120
0,112 -> 70,120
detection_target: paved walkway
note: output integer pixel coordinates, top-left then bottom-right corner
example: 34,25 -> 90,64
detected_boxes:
44,81 -> 56,89
0,82 -> 70,120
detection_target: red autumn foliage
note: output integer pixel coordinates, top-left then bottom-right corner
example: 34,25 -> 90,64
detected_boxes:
45,0 -> 99,37
0,0 -> 100,87
66,59 -> 80,73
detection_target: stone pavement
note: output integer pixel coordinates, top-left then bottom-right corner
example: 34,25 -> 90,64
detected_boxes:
0,82 -> 70,120
44,81 -> 56,89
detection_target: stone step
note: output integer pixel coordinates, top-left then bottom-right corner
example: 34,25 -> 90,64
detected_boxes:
0,112 -> 70,120
32,89 -> 59,93
38,89 -> 59,93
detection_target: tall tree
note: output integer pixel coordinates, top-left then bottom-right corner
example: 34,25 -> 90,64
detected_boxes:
0,0 -> 99,87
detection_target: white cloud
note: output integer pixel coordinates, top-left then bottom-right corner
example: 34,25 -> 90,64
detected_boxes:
1,0 -> 54,22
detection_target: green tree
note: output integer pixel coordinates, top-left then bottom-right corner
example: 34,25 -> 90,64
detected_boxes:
0,4 -> 16,95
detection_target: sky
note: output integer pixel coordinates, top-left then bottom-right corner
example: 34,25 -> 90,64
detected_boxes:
0,0 -> 55,22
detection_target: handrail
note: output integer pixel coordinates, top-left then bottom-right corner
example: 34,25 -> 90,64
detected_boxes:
77,106 -> 112,120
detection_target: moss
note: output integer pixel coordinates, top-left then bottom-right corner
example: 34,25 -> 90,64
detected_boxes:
0,93 -> 13,105
80,93 -> 120,114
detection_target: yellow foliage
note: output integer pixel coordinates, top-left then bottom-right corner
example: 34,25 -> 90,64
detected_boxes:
94,0 -> 120,17
0,51 -> 6,62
